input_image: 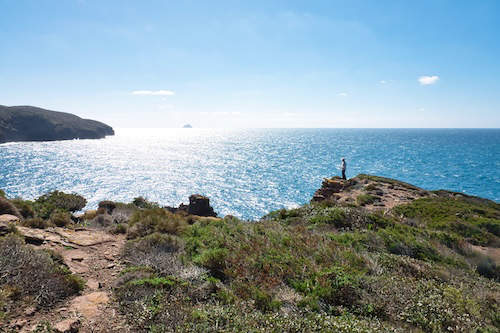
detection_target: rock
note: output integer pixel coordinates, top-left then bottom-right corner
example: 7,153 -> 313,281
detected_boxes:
24,306 -> 36,316
53,318 -> 81,333
311,177 -> 353,202
165,194 -> 217,217
86,279 -> 101,290
55,228 -> 114,246
187,194 -> 217,217
9,318 -> 27,329
63,249 -> 87,263
70,292 -> 109,318
0,214 -> 20,223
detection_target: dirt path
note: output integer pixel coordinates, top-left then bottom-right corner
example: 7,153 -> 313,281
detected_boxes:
9,227 -> 131,333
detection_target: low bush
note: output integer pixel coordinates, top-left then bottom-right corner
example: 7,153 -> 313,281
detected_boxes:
114,191 -> 500,332
49,210 -> 72,227
357,194 -> 377,206
80,209 -> 97,221
364,184 -> 379,192
11,198 -> 35,218
127,208 -> 189,239
21,217 -> 51,229
98,200 -> 116,214
109,223 -> 127,234
0,235 -> 84,319
477,257 -> 500,281
122,233 -> 185,275
34,191 -> 87,219
0,197 -> 20,217
132,196 -> 159,209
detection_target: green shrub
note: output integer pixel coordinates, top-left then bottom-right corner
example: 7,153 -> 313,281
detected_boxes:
252,288 -> 281,312
308,207 -> 347,228
110,223 -> 127,234
11,198 -> 35,218
34,191 -> 87,219
21,217 -> 51,229
127,208 -> 188,239
132,196 -> 159,209
122,233 -> 185,275
49,210 -> 72,227
356,194 -> 377,206
0,197 -> 20,217
98,200 -> 116,214
193,248 -> 228,278
364,184 -> 379,191
0,189 -> 5,198
477,257 -> 500,281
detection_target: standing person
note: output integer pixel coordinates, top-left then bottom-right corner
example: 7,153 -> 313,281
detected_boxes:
341,158 -> 346,180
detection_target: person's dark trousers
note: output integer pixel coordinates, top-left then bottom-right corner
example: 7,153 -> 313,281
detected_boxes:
342,170 -> 346,180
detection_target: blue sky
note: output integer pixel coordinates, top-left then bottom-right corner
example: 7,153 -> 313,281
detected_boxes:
1,0 -> 499,128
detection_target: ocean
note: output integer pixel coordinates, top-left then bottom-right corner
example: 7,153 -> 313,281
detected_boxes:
0,128 -> 498,220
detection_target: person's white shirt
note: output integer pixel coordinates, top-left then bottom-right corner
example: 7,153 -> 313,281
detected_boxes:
341,159 -> 346,171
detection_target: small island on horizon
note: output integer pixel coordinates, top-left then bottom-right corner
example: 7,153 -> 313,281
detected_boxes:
182,124 -> 193,128
0,105 -> 114,144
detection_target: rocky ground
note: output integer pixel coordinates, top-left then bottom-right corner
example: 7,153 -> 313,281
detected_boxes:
2,224 -> 130,332
312,174 -> 432,210
1,177 -> 498,332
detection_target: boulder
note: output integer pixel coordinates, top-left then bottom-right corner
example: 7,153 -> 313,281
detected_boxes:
0,214 -> 20,223
165,194 -> 217,217
312,177 -> 352,202
53,318 -> 81,333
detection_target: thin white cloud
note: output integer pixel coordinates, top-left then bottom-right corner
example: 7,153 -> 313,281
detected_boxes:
337,92 -> 348,97
198,111 -> 241,116
379,80 -> 387,84
132,90 -> 175,96
418,75 -> 439,85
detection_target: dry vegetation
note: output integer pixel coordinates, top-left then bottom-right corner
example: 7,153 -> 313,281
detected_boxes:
0,177 -> 499,332
0,234 -> 84,320
111,189 -> 499,332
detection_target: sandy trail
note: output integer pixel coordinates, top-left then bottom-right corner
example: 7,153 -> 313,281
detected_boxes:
9,227 -> 131,333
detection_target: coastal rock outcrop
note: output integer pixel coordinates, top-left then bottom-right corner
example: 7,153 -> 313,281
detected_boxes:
0,105 -> 114,143
312,174 -> 431,210
166,194 -> 217,217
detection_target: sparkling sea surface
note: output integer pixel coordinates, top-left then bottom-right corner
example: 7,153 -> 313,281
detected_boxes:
0,128 -> 498,220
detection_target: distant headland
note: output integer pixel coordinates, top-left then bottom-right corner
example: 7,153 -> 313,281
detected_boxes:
0,105 -> 114,144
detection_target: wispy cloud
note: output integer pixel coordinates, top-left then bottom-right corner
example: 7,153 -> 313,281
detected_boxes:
132,90 -> 175,96
337,92 -> 348,97
418,75 -> 439,85
199,112 -> 241,116
379,80 -> 387,84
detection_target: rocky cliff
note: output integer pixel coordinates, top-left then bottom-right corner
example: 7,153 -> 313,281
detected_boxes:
0,105 -> 114,143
